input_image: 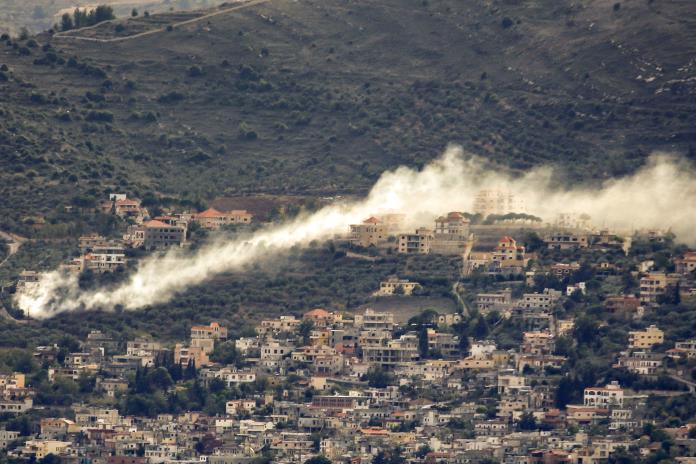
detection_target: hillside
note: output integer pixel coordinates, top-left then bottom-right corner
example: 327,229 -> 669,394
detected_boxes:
0,0 -> 695,233
0,0 -> 227,36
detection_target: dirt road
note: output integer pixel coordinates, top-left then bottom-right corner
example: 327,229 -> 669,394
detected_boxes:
53,0 -> 271,44
0,231 -> 25,268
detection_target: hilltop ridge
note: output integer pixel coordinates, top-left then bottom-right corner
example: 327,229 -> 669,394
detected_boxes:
0,0 -> 694,231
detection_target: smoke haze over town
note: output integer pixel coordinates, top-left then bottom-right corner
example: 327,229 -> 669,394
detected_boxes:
16,145 -> 696,319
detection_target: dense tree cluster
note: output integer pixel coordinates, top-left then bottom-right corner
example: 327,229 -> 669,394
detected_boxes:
60,6 -> 115,31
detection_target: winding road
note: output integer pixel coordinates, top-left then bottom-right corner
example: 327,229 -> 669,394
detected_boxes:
0,231 -> 27,323
0,230 -> 25,268
52,0 -> 272,44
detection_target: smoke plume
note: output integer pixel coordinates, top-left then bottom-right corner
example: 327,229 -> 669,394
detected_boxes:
15,145 -> 696,319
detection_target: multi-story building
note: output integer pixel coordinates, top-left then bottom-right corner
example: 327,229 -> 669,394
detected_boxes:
673,339 -> 696,358
491,236 -> 527,268
173,344 -> 210,367
430,212 -> 472,255
191,322 -> 228,340
476,289 -> 513,313
260,341 -> 294,367
675,251 -> 696,275
0,430 -> 19,449
142,220 -> 186,250
425,329 -> 460,358
374,276 -> 420,296
83,243 -> 126,273
195,208 -> 252,229
519,289 -> 562,310
473,189 -> 524,216
615,351 -> 663,375
259,316 -> 301,336
354,309 -> 395,331
639,272 -> 680,304
545,233 -> 589,250
605,295 -> 641,314
201,367 -> 256,387
398,228 -> 433,254
583,381 -> 624,408
521,331 -> 554,355
292,345 -> 344,375
349,217 -> 394,248
628,325 -> 664,349
362,334 -> 419,367
311,395 -> 369,411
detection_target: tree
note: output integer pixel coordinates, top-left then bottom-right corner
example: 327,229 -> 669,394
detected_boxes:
298,319 -> 314,346
185,359 -> 197,380
210,341 -> 238,365
94,5 -> 116,23
418,326 -> 429,358
415,445 -> 432,458
364,367 -> 394,388
39,454 -> 61,464
147,367 -> 174,391
131,8 -> 139,17
473,317 -> 489,338
517,412 -> 537,431
60,13 -> 75,31
573,316 -> 598,346
304,457 -> 331,464
555,376 -> 576,409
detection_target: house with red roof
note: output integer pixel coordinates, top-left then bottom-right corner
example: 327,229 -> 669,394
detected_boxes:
195,208 -> 252,229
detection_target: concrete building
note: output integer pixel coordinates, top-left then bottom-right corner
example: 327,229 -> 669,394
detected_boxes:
675,252 -> 696,275
639,272 -> 680,304
628,325 -> 664,349
605,295 -> 641,315
398,228 -> 433,254
491,236 -> 527,268
430,212 -> 472,255
615,351 -> 663,375
584,381 -> 624,408
545,233 -> 589,250
362,334 -> 420,367
142,220 -> 186,250
473,189 -> 524,216
476,289 -> 513,314
191,322 -> 228,340
374,276 -> 420,296
195,208 -> 252,229
83,243 -> 126,273
174,344 -> 210,367
354,309 -> 395,331
520,289 -> 562,310
349,217 -> 389,248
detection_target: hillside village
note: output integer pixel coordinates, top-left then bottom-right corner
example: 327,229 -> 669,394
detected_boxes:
1,187 -> 696,463
0,0 -> 694,461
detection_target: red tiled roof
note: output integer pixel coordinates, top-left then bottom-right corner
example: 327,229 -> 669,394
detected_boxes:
304,308 -> 330,318
196,208 -> 224,219
143,220 -> 170,228
363,216 -> 381,224
115,199 -> 139,206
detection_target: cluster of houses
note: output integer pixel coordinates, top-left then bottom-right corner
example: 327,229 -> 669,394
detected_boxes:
1,301 -> 694,463
22,195 -> 255,278
6,191 -> 696,462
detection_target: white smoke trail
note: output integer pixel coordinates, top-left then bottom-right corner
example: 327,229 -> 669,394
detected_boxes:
15,146 -> 696,319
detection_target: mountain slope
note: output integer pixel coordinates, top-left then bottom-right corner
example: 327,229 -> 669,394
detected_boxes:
0,0 -> 694,231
